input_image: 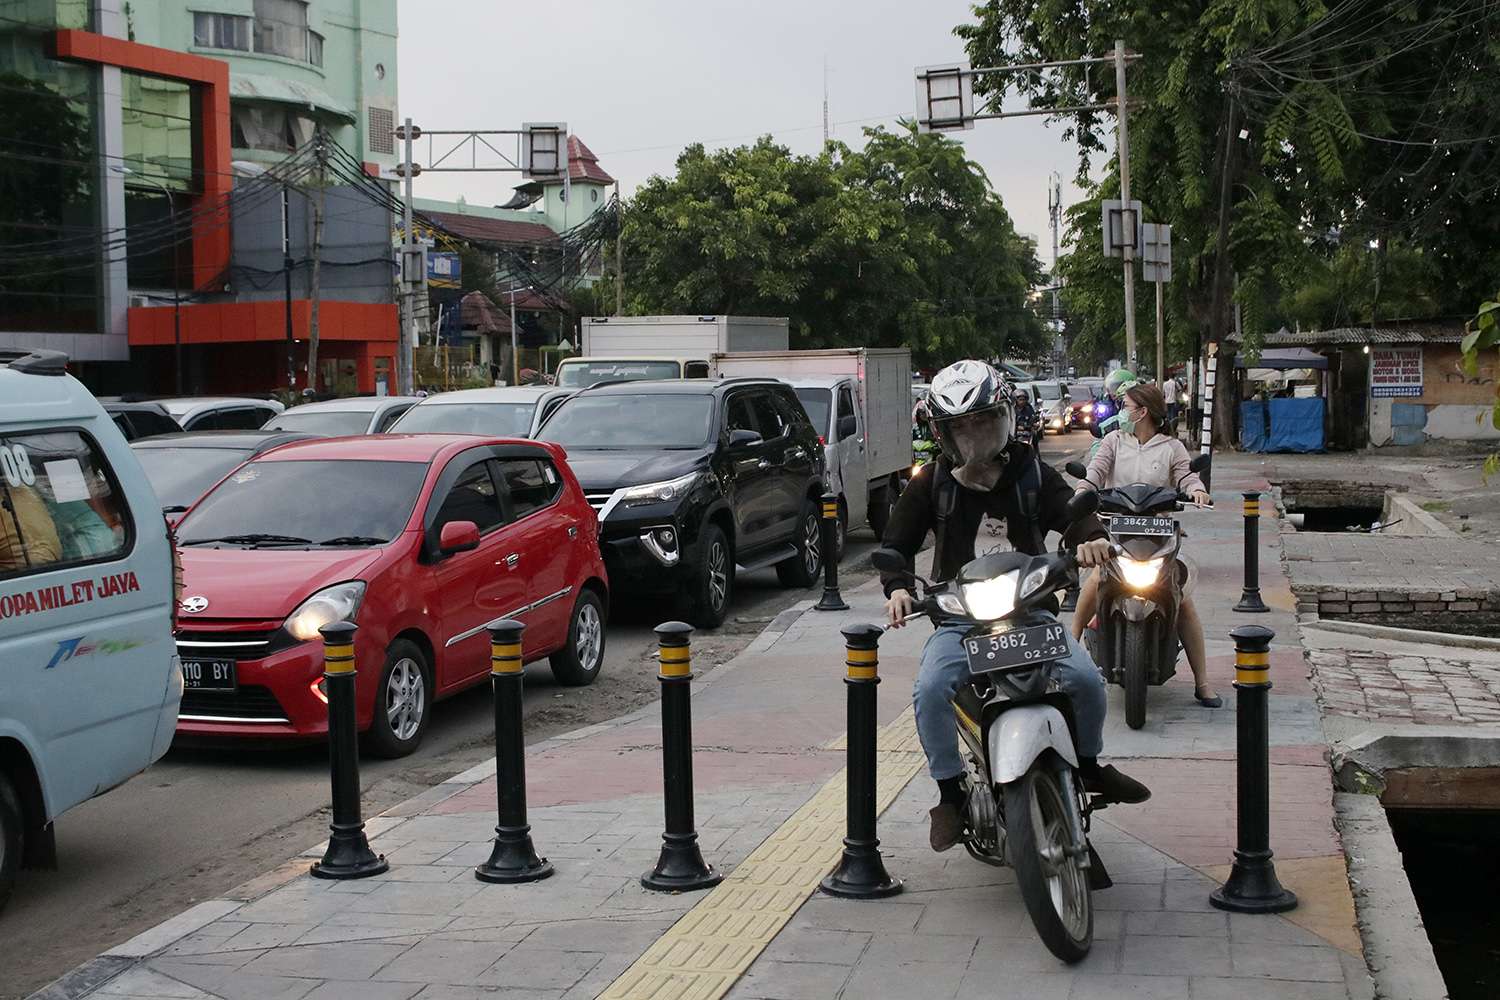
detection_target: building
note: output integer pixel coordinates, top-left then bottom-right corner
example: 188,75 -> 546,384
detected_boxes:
0,0 -> 400,395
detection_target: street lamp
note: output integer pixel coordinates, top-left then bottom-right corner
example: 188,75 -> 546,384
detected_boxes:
112,165 -> 184,394
231,160 -> 297,394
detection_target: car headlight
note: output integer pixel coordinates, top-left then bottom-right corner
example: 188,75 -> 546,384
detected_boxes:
961,571 -> 1019,620
1117,556 -> 1165,590
284,581 -> 367,641
620,472 -> 699,507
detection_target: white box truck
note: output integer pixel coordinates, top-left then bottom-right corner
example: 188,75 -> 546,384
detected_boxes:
710,348 -> 912,548
557,316 -> 791,388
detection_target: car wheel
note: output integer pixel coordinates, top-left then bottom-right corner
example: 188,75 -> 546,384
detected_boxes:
683,523 -> 732,628
550,588 -> 606,686
776,497 -> 823,588
363,639 -> 431,759
0,771 -> 22,912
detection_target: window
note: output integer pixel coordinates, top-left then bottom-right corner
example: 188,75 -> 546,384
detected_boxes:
500,459 -> 562,519
433,462 -> 505,535
194,12 -> 251,50
231,104 -> 315,152
253,0 -> 309,60
1,431 -> 129,580
307,30 -> 323,67
749,393 -> 787,440
726,395 -> 755,434
837,387 -> 857,439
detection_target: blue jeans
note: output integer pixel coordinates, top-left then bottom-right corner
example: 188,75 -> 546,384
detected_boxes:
913,621 -> 1107,781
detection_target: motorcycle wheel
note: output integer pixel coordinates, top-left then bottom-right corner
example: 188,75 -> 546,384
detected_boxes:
1123,620 -> 1150,730
1004,760 -> 1093,963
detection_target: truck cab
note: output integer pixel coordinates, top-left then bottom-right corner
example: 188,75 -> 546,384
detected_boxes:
0,350 -> 182,911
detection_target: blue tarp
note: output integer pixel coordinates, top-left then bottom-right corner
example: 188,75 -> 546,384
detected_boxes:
1240,398 -> 1325,452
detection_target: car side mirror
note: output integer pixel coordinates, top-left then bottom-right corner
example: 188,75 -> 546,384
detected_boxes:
1064,461 -> 1088,480
1066,490 -> 1099,519
437,520 -> 480,556
837,414 -> 857,440
728,428 -> 763,449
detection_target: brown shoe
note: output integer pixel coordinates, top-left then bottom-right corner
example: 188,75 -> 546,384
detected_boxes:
929,802 -> 964,852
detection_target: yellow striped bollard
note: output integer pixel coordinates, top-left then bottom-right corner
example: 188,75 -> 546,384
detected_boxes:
1210,625 -> 1297,913
1233,490 -> 1270,612
475,620 -> 553,883
820,623 -> 901,898
310,621 -> 388,879
814,492 -> 848,611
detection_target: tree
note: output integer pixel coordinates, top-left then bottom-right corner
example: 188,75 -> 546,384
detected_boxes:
615,129 -> 1047,370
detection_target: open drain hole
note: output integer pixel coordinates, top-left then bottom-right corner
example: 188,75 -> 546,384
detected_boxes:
1291,505 -> 1385,532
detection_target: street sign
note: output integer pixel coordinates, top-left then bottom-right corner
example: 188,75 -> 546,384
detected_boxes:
915,64 -> 974,133
1101,199 -> 1143,258
1142,223 -> 1172,283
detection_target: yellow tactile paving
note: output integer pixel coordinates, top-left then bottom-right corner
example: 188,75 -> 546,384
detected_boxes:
596,709 -> 925,1000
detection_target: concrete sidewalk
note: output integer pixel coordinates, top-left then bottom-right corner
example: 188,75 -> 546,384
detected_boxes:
35,451 -> 1438,1000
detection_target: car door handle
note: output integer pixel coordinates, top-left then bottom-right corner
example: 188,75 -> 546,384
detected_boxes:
757,459 -> 771,470
790,448 -> 806,459
568,525 -> 578,538
503,553 -> 518,569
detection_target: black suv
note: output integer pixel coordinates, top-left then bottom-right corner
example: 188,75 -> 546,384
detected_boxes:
537,378 -> 827,627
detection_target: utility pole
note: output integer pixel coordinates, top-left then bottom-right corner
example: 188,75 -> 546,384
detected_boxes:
281,182 -> 295,394
1115,39 -> 1137,370
308,129 -> 327,395
1048,174 -> 1063,372
614,180 -> 623,316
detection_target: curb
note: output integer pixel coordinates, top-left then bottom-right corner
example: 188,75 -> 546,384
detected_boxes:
1301,617 -> 1500,652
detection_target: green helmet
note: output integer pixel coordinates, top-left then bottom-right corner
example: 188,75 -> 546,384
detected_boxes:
1104,368 -> 1139,400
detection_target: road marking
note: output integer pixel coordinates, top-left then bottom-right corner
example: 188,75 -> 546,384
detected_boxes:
598,707 -> 924,1000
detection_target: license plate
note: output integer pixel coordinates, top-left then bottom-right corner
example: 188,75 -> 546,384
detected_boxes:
182,659 -> 237,692
1109,515 -> 1176,536
964,623 -> 1072,673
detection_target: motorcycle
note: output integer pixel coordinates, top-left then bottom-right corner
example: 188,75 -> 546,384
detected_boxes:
871,493 -> 1113,964
1064,455 -> 1211,729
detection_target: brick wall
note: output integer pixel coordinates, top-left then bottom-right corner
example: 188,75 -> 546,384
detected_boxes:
1293,586 -> 1500,616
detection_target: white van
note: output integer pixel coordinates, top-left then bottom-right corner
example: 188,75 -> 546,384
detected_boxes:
0,350 -> 182,910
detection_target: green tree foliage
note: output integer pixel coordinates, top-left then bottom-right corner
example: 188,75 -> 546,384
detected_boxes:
616,129 -> 1047,369
956,0 -> 1500,364
1461,290 -> 1500,480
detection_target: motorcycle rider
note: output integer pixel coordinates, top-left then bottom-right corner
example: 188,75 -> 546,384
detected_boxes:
881,360 -> 1151,853
1012,387 -> 1038,443
1070,381 -> 1221,707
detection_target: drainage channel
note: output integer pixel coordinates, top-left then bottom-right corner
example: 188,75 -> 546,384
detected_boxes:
1385,808 -> 1500,1000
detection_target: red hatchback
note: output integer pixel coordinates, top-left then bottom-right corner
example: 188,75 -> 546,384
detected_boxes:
171,435 -> 607,757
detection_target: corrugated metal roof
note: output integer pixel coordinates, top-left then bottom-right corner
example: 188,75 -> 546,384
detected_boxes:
421,211 -> 560,247
1232,323 -> 1466,346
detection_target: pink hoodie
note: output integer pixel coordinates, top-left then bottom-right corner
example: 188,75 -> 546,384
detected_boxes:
1084,430 -> 1206,494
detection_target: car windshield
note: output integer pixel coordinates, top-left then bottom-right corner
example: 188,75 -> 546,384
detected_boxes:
794,388 -> 831,434
134,447 -> 257,510
555,360 -> 682,388
177,460 -> 427,546
1034,383 -> 1063,399
392,401 -> 538,437
262,410 -> 370,435
1066,385 -> 1094,400
541,394 -> 715,449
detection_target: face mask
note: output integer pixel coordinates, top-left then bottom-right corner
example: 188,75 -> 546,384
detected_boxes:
1118,411 -> 1137,434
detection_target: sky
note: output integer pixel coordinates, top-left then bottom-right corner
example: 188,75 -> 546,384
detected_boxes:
396,0 -> 1092,268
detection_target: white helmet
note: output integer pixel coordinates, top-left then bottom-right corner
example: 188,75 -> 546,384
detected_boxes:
925,360 -> 1014,465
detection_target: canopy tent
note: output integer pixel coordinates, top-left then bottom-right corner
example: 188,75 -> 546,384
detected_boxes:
1233,346 -> 1329,371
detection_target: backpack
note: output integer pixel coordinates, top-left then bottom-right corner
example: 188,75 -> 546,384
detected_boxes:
931,448 -> 1045,561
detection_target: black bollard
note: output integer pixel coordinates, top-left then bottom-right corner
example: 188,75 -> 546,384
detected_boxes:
475,621 -> 554,883
1210,625 -> 1297,913
1233,490 -> 1270,613
642,622 -> 723,892
820,623 -> 902,898
310,622 -> 388,880
814,493 -> 849,611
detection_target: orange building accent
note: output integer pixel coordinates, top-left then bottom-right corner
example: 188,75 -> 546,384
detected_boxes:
52,29 -> 233,292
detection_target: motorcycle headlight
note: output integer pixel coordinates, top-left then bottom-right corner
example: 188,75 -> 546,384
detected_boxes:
961,571 -> 1019,620
284,581 -> 367,641
620,472 -> 699,507
1117,555 -> 1166,590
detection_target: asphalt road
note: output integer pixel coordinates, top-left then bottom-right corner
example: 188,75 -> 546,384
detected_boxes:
0,432 -> 1095,999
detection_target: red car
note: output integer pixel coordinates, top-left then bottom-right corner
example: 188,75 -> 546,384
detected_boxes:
171,435 -> 607,757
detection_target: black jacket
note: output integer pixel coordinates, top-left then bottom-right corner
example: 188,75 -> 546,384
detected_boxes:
880,441 -> 1107,598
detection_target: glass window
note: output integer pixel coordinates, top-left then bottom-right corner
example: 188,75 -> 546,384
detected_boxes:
500,459 -> 561,519
134,445 -> 260,510
554,360 -> 685,388
749,393 -> 787,439
263,410 -> 370,436
177,460 -> 426,546
433,461 -> 505,535
1,431 -> 129,580
793,388 -> 830,436
390,401 -> 539,437
307,31 -> 323,67
253,0 -> 310,60
541,395 -> 715,449
193,12 -> 251,51
726,395 -> 755,433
